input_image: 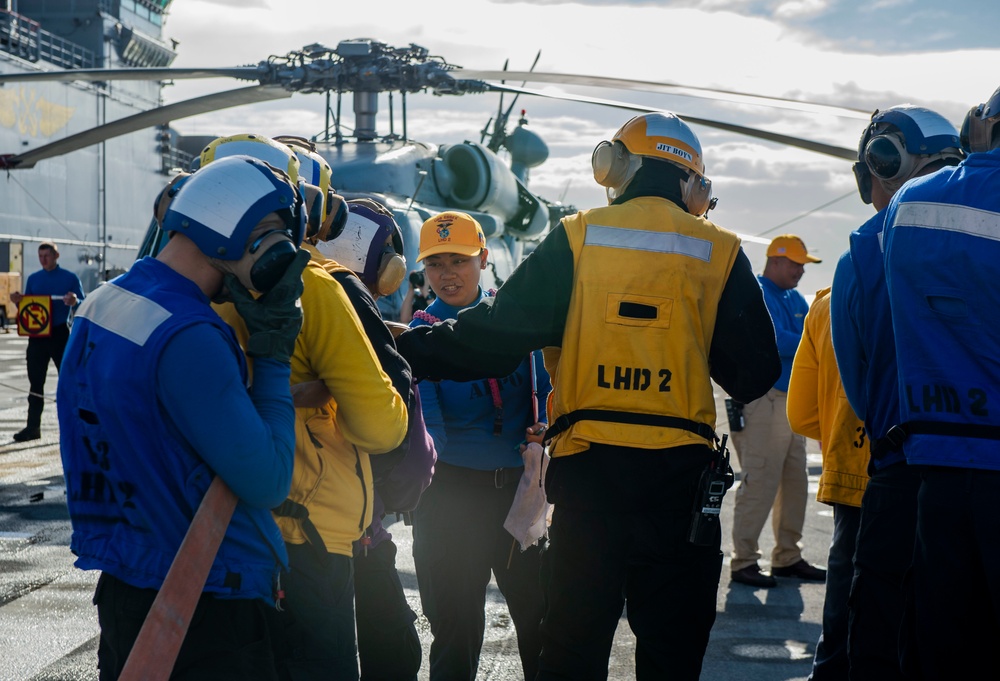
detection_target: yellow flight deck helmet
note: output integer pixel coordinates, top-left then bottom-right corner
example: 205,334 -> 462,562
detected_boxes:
273,135 -> 347,242
197,133 -> 302,186
592,112 -> 714,215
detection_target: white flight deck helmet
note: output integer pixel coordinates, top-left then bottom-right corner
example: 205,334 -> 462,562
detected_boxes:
160,155 -> 305,294
852,105 -> 964,205
591,112 -> 715,215
961,85 -> 1000,154
315,199 -> 407,297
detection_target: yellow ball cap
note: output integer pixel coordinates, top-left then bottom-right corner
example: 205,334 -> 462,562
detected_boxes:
766,234 -> 822,264
417,212 -> 486,262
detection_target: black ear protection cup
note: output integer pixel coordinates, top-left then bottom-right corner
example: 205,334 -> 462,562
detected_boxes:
325,194 -> 348,241
962,102 -> 994,154
302,183 -> 325,238
853,161 -> 873,205
245,225 -> 300,293
592,140 -> 632,188
864,134 -> 914,182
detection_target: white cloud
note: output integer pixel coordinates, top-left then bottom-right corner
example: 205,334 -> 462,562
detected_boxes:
774,0 -> 830,19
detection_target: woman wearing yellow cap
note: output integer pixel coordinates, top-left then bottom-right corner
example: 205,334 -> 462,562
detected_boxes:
408,211 -> 550,681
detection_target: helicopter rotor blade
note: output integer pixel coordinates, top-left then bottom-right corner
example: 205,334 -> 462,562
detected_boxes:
0,67 -> 262,85
459,70 -> 870,120
3,85 -> 291,170
490,83 -> 856,161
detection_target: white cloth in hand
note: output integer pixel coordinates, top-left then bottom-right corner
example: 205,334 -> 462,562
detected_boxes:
504,442 -> 551,551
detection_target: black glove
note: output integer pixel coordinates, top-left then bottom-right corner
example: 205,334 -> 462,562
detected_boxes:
225,249 -> 310,363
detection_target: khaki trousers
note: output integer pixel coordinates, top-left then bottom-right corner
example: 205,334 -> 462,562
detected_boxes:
729,387 -> 808,572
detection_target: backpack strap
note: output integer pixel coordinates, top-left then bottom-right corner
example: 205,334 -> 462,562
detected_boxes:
272,499 -> 328,555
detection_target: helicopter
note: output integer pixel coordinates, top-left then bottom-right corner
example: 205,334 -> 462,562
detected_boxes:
0,25 -> 865,317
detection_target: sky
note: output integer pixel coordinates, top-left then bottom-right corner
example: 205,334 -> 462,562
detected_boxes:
159,0 -> 1000,297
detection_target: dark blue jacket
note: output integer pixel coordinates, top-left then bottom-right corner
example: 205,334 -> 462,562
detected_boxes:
831,209 -> 906,469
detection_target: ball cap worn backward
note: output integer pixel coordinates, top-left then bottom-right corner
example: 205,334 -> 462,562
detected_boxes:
417,212 -> 486,262
766,234 -> 822,264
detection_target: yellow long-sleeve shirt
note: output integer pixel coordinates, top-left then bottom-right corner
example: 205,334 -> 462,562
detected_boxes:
219,244 -> 407,555
787,287 -> 868,507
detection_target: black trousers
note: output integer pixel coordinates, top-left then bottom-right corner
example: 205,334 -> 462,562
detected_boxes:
412,462 -> 545,681
25,323 -> 69,429
272,543 -> 359,681
809,502 -> 861,681
355,538 -> 422,681
847,462 -> 919,681
537,444 -> 721,681
94,572 -> 279,681
901,466 -> 1000,680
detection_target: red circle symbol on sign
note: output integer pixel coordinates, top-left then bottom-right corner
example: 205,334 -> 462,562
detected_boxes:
19,302 -> 50,332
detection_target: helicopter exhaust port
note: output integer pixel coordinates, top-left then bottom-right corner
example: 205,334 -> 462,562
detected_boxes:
434,142 -> 549,240
438,142 -> 517,214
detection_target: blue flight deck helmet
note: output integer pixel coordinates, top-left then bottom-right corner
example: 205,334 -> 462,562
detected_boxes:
853,105 -> 964,205
161,155 -> 306,292
960,85 -> 1000,154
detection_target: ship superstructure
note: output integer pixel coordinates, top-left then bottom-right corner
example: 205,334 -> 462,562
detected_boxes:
0,0 -> 176,289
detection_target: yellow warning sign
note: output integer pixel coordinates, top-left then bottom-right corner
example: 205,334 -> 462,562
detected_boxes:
18,296 -> 52,338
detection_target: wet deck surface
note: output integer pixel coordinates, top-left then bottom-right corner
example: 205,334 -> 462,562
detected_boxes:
0,332 -> 830,680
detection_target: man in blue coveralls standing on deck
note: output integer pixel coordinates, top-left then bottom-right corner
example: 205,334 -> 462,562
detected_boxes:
10,240 -> 84,442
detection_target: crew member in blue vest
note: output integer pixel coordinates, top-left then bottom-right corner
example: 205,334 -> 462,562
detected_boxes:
9,240 -> 84,442
880,87 -> 1000,679
57,156 -> 308,680
830,105 -> 964,680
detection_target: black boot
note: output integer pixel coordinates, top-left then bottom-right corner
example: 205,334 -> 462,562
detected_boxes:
13,426 -> 41,442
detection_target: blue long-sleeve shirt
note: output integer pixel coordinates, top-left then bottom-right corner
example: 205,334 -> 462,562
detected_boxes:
24,265 -> 85,326
410,289 -> 550,471
758,275 -> 808,392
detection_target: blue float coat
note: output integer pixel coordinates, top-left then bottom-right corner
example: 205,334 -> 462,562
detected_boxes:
58,257 -> 295,602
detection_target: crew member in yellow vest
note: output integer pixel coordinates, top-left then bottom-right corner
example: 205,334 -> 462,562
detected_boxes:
395,112 -> 780,680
